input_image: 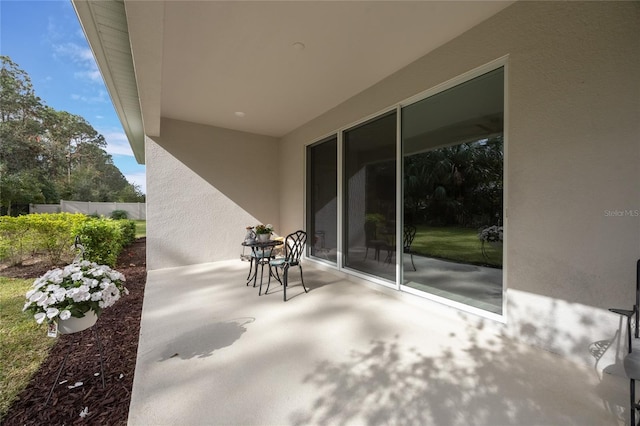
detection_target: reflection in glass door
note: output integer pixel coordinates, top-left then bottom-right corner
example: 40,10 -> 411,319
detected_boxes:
401,68 -> 504,314
343,112 -> 396,281
307,137 -> 338,263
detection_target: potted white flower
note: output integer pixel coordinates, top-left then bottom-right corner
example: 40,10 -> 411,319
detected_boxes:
254,224 -> 274,242
23,260 -> 128,335
478,225 -> 503,244
478,225 -> 504,258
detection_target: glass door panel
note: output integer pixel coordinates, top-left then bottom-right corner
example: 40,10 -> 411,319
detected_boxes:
343,112 -> 396,281
307,136 -> 338,263
401,68 -> 504,314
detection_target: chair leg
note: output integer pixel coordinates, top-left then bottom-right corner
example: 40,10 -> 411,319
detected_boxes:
632,378 -> 637,426
410,253 -> 416,271
299,265 -> 308,293
283,266 -> 289,302
266,264 -> 272,294
246,258 -> 253,283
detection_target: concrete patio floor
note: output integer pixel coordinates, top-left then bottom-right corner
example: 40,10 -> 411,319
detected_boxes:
128,259 -> 628,425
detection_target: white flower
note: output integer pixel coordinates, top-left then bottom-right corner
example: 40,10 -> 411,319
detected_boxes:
29,291 -> 44,303
25,261 -> 127,330
46,307 -> 60,319
34,312 -> 46,324
53,287 -> 67,301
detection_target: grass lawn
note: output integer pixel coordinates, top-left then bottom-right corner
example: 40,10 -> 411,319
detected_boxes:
134,220 -> 146,238
412,225 -> 502,268
0,277 -> 56,420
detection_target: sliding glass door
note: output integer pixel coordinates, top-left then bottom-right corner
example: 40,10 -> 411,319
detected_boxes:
343,112 -> 396,281
305,64 -> 505,316
401,67 -> 504,314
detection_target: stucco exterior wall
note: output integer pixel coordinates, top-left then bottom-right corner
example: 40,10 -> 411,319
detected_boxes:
279,1 -> 640,366
146,118 -> 280,270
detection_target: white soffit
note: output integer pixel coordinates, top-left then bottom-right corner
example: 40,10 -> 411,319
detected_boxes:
76,0 -> 514,153
72,0 -> 145,164
157,1 -> 513,137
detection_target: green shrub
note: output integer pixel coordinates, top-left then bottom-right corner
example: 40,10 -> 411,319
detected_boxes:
0,216 -> 36,265
75,218 -> 123,266
110,210 -> 129,220
30,213 -> 89,265
0,213 -> 129,267
118,219 -> 136,246
0,213 -> 88,266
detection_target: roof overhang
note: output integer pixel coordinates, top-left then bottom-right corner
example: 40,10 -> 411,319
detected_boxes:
72,0 -> 515,164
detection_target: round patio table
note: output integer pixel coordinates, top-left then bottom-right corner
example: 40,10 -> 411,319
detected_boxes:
242,239 -> 283,295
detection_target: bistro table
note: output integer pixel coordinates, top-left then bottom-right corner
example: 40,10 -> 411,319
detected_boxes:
242,239 -> 283,295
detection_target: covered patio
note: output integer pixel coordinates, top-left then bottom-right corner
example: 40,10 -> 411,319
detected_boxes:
70,1 -> 639,423
128,259 -> 627,425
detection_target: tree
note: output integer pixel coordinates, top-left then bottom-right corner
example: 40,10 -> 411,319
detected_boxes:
0,55 -> 47,214
0,56 -> 145,214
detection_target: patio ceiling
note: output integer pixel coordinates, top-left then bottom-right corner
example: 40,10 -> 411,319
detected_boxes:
72,0 -> 514,164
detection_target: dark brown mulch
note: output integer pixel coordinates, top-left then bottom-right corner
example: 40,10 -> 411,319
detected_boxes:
1,238 -> 147,426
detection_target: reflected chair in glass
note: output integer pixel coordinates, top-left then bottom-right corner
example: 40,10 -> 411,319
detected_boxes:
403,224 -> 417,271
364,220 -> 388,261
267,230 -> 308,301
609,259 -> 640,426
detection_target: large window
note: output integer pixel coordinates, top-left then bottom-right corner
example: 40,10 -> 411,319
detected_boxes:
401,67 -> 504,314
305,65 -> 505,316
307,137 -> 338,263
343,112 -> 396,281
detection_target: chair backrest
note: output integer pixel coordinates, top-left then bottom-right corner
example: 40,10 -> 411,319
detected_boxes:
364,220 -> 377,242
284,230 -> 307,264
403,224 -> 417,249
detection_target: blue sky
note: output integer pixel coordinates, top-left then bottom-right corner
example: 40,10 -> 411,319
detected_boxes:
0,0 -> 146,193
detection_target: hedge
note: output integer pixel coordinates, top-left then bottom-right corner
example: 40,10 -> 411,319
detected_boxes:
0,213 -> 136,267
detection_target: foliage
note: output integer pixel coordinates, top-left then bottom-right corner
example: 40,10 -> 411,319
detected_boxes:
404,137 -> 503,228
0,55 -> 144,215
118,219 -> 136,246
478,225 -> 503,243
0,213 -> 133,267
0,277 -> 56,419
110,209 -> 128,220
30,213 -> 89,265
0,215 -> 37,265
76,218 -> 124,267
22,260 -> 127,324
254,223 -> 273,235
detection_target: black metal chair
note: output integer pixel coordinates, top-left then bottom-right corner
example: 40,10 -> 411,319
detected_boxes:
609,259 -> 640,426
364,220 -> 388,261
267,230 -> 308,301
403,224 -> 417,271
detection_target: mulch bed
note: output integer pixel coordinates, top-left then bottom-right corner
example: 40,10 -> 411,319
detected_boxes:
1,238 -> 147,426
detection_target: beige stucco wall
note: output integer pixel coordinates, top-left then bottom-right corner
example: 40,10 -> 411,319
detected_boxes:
146,118 -> 280,270
279,1 -> 640,365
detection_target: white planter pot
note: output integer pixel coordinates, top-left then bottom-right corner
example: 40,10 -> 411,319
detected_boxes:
57,311 -> 98,334
257,233 -> 270,242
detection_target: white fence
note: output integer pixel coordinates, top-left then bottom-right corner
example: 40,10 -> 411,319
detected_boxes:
30,200 -> 146,220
